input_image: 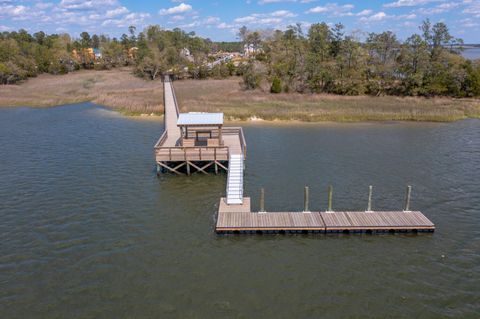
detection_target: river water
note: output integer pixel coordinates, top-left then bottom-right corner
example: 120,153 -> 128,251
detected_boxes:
0,103 -> 479,318
462,47 -> 480,60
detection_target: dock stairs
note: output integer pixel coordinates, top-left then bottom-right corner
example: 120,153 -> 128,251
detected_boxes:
226,154 -> 244,205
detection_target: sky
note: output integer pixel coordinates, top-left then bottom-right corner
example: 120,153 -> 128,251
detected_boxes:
1,0 -> 479,43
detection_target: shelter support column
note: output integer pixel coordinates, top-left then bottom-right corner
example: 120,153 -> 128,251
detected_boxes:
219,125 -> 222,145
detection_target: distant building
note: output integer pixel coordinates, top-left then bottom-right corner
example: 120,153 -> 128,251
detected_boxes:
180,47 -> 194,62
93,48 -> 102,59
243,44 -> 262,57
209,51 -> 241,59
71,48 -> 101,61
181,47 -> 191,57
128,47 -> 138,59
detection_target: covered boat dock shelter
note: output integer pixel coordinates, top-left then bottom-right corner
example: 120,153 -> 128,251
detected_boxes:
177,112 -> 224,147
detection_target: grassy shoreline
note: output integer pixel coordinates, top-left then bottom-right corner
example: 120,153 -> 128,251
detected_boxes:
1,68 -> 479,122
173,78 -> 480,122
0,68 -> 165,116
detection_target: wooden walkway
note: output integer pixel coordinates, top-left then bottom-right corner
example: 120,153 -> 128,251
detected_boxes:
159,76 -> 181,147
154,76 -> 245,164
216,198 -> 435,234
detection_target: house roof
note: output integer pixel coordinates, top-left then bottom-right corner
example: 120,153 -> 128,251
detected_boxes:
177,112 -> 224,126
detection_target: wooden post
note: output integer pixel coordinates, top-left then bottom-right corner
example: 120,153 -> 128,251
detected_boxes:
218,125 -> 223,146
215,162 -> 218,175
187,162 -> 191,176
303,186 -> 310,213
156,164 -> 161,176
404,185 -> 412,212
259,188 -> 265,213
366,185 -> 373,212
327,185 -> 333,212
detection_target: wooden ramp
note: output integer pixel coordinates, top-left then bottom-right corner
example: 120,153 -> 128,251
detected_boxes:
216,198 -> 435,234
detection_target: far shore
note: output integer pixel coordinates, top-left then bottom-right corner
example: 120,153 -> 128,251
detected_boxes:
1,68 -> 479,122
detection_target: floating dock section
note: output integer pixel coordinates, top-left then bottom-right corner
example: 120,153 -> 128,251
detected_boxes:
216,198 -> 435,234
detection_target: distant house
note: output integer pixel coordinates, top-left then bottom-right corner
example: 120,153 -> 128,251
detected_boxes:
71,48 -> 102,61
128,47 -> 138,59
180,47 -> 194,62
243,44 -> 262,57
84,48 -> 94,60
93,48 -> 102,59
181,47 -> 191,57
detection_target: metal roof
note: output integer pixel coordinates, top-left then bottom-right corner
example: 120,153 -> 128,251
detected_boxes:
177,112 -> 224,126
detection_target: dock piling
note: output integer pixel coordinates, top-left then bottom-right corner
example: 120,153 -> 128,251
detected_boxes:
366,185 -> 373,212
259,188 -> 266,213
404,185 -> 412,212
303,186 -> 310,213
327,185 -> 333,212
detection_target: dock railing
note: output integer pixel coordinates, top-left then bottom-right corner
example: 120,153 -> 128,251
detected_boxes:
154,131 -> 168,149
155,126 -> 246,161
155,146 -> 229,161
222,127 -> 247,158
169,76 -> 180,117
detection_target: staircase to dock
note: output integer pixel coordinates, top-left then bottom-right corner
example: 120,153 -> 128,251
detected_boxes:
226,154 -> 244,205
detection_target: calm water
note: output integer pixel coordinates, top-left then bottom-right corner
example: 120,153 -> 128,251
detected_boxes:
462,47 -> 480,60
1,103 -> 479,318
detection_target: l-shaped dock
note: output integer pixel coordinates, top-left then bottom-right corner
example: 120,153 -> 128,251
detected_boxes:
155,76 -> 435,234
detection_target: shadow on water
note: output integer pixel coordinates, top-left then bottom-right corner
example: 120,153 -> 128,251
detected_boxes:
0,103 -> 479,318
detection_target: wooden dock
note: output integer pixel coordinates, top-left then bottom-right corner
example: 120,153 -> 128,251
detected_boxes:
216,198 -> 435,234
155,75 -> 435,235
154,76 -> 246,175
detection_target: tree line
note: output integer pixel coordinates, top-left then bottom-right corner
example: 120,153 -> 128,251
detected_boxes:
240,20 -> 480,97
0,26 -> 223,84
1,21 -> 479,97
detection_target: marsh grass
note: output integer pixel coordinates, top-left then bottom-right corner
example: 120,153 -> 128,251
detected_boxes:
1,70 -> 479,121
0,68 -> 164,115
174,77 -> 480,122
